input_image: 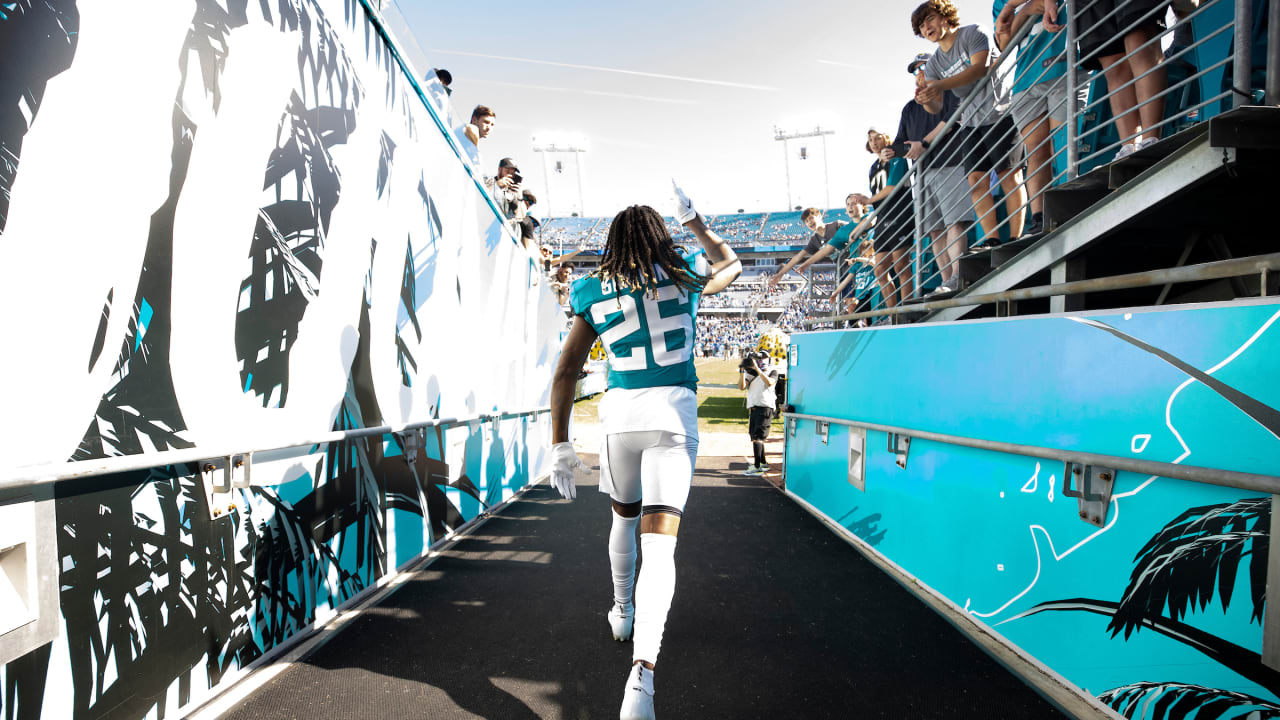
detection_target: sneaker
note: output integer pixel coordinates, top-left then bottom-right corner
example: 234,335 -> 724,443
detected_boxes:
1114,142 -> 1137,161
1135,136 -> 1159,152
970,237 -> 1001,251
620,664 -> 656,720
1023,217 -> 1044,236
608,602 -> 634,642
925,284 -> 954,297
742,466 -> 765,476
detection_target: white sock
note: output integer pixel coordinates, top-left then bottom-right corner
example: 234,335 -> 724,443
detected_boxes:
633,533 -> 678,665
632,664 -> 654,694
609,511 -> 639,606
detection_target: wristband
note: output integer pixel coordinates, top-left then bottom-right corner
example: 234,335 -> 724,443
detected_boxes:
922,140 -> 931,149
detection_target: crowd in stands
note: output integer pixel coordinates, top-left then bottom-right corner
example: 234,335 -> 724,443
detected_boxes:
695,318 -> 766,358
438,0 -> 1225,329
757,0 -> 1213,315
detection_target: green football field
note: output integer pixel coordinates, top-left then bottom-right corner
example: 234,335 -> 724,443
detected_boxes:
574,358 -> 784,436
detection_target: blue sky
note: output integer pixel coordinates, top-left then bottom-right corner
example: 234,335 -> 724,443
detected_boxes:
395,0 -> 996,217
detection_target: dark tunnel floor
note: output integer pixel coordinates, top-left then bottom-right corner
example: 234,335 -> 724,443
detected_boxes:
218,456 -> 1068,719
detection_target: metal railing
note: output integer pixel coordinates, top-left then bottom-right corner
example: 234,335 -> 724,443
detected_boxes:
803,251 -> 1279,326
783,410 -> 1280,493
800,0 -> 1266,322
0,407 -> 552,492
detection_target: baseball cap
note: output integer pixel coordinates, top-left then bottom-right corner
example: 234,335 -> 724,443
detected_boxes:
907,53 -> 931,73
498,157 -> 520,172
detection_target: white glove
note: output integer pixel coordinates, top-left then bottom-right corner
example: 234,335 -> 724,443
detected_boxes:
549,442 -> 583,499
671,178 -> 697,225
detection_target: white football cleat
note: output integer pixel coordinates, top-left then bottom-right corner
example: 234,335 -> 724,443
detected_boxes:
619,663 -> 655,720
608,601 -> 634,641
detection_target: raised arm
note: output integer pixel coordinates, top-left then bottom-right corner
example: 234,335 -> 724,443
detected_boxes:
672,179 -> 741,296
686,216 -> 741,295
797,242 -> 837,271
769,249 -> 812,288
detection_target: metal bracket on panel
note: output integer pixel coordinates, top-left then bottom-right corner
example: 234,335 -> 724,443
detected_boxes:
887,433 -> 910,469
816,420 -> 829,445
199,454 -> 251,521
1062,461 -> 1115,527
787,416 -> 796,438
398,429 -> 423,465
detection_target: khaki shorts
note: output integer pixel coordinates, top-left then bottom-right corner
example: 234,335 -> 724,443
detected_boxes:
1010,75 -> 1088,131
921,164 -> 972,229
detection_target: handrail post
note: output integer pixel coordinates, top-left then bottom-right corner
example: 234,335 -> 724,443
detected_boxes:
1267,0 -> 1280,104
912,171 -> 925,300
1234,0 -> 1254,108
1065,0 -> 1080,180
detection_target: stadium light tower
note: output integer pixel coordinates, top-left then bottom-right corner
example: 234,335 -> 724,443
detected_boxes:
773,125 -> 834,210
531,133 -> 588,219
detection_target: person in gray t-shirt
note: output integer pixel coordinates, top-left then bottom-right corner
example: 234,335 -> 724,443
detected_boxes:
920,23 -> 1007,128
911,0 -> 1028,250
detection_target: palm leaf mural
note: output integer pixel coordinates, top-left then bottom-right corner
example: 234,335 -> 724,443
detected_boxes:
0,0 -> 78,233
1098,681 -> 1280,720
1110,498 -> 1270,639
1006,498 -> 1280,716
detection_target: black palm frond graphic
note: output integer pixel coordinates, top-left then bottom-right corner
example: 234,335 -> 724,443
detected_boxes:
1098,681 -> 1280,719
1111,498 -> 1269,639
1007,499 -> 1280,696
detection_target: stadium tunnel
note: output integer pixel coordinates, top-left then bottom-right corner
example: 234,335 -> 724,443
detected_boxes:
2,0 -> 1280,719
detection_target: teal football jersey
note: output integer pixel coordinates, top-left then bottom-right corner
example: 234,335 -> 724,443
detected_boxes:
570,249 -> 709,392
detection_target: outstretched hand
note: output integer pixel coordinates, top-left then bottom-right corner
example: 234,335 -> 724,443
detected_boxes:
671,178 -> 697,225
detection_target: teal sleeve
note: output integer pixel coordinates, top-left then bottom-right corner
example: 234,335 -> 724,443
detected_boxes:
827,223 -> 856,251
887,158 -> 908,186
569,276 -> 592,317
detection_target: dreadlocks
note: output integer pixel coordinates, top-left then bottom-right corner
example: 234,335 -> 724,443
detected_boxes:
596,205 -> 709,297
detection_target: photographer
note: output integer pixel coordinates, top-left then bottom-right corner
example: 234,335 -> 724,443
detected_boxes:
486,157 -> 525,234
737,350 -> 778,475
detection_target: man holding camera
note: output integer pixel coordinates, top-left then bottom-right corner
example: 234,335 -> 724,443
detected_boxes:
738,350 -> 778,475
486,157 -> 525,235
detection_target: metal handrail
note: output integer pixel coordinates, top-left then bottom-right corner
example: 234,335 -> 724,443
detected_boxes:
806,252 -> 1280,325
0,407 -> 552,491
783,411 -> 1280,494
822,0 -> 1248,316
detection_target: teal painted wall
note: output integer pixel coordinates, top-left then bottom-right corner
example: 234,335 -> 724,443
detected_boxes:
785,300 -> 1280,719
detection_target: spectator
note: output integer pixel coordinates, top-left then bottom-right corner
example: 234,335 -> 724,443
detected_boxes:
891,54 -> 971,294
435,68 -> 453,95
1165,0 -> 1199,61
994,0 -> 1086,237
518,190 -> 541,256
852,129 -> 914,306
913,0 -> 1028,249
1076,0 -> 1169,159
795,195 -> 863,284
486,157 -> 524,231
830,238 -> 879,323
766,208 -> 847,288
738,350 -> 778,475
550,263 -> 573,306
459,105 -> 495,167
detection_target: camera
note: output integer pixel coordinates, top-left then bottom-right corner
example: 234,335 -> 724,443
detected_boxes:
511,172 -> 523,184
740,350 -> 770,374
